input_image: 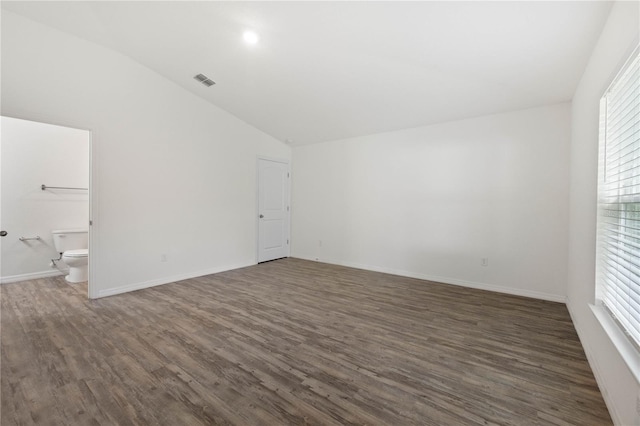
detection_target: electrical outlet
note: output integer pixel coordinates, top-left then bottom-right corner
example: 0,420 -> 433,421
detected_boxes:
161,254 -> 168,262
481,258 -> 489,267
319,240 -> 323,247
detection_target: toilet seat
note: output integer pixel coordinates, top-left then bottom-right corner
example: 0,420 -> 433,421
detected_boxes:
64,249 -> 88,258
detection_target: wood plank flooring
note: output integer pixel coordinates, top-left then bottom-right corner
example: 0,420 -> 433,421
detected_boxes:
1,258 -> 611,425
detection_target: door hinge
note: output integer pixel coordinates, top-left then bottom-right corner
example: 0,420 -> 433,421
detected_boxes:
287,239 -> 289,245
287,206 -> 290,212
287,172 -> 290,178
89,220 -> 93,226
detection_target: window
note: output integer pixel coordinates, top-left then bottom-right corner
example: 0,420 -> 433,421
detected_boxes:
596,47 -> 640,349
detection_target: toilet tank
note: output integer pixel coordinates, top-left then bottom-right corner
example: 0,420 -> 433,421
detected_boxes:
51,229 -> 88,253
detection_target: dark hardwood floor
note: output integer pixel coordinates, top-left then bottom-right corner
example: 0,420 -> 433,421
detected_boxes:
1,258 -> 611,425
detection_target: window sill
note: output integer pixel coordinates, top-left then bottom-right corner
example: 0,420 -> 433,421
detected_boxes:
590,303 -> 640,384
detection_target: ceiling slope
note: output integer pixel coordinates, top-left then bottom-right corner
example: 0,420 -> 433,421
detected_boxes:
2,1 -> 612,145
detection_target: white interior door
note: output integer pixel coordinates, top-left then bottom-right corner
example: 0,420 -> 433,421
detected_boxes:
258,158 -> 290,263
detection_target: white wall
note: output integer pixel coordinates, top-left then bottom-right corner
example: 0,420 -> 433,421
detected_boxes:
1,11 -> 290,298
567,1 -> 640,425
292,103 -> 571,302
1,117 -> 89,282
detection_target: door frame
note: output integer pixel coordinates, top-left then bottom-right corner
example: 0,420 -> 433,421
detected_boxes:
0,115 -> 94,299
256,156 -> 291,263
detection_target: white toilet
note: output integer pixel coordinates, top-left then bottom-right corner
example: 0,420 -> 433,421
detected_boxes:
52,229 -> 88,283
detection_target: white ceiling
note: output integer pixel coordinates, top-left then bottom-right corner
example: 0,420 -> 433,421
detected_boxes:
2,1 -> 612,145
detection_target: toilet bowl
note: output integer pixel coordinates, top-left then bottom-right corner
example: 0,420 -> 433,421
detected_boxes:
52,229 -> 89,283
62,249 -> 88,283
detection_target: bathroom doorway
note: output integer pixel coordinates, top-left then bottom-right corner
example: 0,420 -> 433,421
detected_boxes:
0,116 -> 92,297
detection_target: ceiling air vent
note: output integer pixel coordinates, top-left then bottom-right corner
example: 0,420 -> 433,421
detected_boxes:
194,73 -> 215,87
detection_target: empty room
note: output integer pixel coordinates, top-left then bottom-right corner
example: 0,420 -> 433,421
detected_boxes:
1,1 -> 639,425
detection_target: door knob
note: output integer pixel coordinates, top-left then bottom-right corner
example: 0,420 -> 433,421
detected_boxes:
259,214 -> 264,218
0,231 -> 7,237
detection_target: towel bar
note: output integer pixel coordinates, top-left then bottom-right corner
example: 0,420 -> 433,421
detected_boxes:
41,184 -> 87,191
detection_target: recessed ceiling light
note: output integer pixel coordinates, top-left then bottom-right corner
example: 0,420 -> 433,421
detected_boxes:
243,30 -> 260,45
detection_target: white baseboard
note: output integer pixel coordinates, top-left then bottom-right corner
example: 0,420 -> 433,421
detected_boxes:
95,261 -> 256,299
292,255 -> 566,303
1,269 -> 66,284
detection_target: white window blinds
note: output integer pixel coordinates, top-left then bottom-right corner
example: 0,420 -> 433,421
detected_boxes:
596,48 -> 640,348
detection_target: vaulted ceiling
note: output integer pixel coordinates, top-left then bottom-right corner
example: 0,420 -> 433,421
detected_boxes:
2,1 -> 612,145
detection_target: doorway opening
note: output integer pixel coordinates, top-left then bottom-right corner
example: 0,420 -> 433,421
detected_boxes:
0,116 -> 92,298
